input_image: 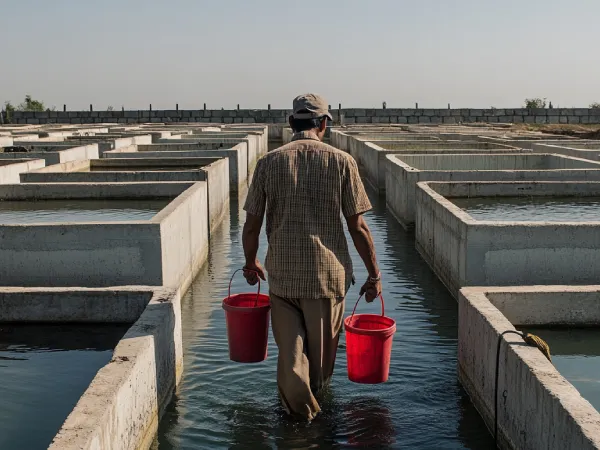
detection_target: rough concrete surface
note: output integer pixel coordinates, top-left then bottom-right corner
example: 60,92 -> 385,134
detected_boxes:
22,157 -> 230,232
415,181 -> 600,298
45,287 -> 183,450
104,144 -> 248,191
0,182 -> 208,289
386,153 -> 600,228
458,286 -> 600,450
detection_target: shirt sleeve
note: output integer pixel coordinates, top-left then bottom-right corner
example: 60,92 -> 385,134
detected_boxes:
341,157 -> 372,218
243,157 -> 267,217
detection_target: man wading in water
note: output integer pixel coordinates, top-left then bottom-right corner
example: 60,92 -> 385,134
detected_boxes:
242,93 -> 382,421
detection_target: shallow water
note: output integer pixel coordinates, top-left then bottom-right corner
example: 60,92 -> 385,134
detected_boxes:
519,327 -> 600,412
0,324 -> 129,450
0,199 -> 172,223
451,196 -> 600,222
154,192 -> 494,449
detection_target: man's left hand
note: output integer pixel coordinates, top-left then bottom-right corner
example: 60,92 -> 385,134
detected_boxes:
360,279 -> 382,303
243,260 -> 266,286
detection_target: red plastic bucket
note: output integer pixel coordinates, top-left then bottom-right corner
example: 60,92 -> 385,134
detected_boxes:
222,269 -> 271,363
344,294 -> 396,384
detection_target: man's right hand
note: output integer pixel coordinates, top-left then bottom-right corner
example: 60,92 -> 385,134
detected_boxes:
243,260 -> 266,286
360,278 -> 382,303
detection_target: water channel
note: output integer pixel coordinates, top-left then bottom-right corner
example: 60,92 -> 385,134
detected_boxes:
154,189 -> 495,449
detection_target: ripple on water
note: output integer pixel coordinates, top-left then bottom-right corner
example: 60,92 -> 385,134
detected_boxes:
154,193 -> 494,449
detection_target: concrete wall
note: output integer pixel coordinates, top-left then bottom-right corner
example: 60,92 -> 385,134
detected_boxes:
21,158 -> 230,233
458,286 -> 600,450
64,135 -> 153,155
532,143 -> 600,162
0,158 -> 45,183
45,287 -> 183,450
347,136 -> 518,192
0,136 -> 13,147
104,145 -> 248,192
157,183 -> 209,293
0,144 -> 99,165
387,153 -> 600,228
479,136 -> 584,150
282,127 -> 293,144
0,287 -> 152,323
156,134 -> 262,168
0,182 -> 208,290
10,107 -> 600,125
415,181 -> 600,298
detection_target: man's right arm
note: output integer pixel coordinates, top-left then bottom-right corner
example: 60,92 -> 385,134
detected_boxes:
346,214 -> 382,302
341,157 -> 382,302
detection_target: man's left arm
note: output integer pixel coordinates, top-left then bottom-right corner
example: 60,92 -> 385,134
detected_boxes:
242,158 -> 267,285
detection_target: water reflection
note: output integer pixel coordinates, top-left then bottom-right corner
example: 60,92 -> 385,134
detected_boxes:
0,324 -> 128,450
224,395 -> 396,450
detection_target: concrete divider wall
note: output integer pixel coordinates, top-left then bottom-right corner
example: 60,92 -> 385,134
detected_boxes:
21,158 -> 230,232
156,135 -> 261,169
458,286 -> 600,450
282,128 -> 293,144
64,135 -> 153,155
480,136 -> 583,150
203,158 -> 230,231
0,159 -> 45,183
157,183 -> 209,293
415,181 -> 600,298
387,153 -> 600,228
330,130 -> 348,151
0,143 -> 99,165
0,136 -> 13,147
219,125 -> 268,153
415,181 -> 468,296
352,138 -> 517,192
532,143 -> 600,162
104,145 -> 248,192
348,139 -> 439,180
44,287 -> 183,450
0,182 -> 208,289
0,287 -> 152,323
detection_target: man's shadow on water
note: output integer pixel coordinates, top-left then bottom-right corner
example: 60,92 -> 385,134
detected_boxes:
225,393 -> 396,449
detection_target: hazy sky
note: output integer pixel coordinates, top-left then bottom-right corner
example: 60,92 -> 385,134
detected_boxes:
2,0 -> 599,110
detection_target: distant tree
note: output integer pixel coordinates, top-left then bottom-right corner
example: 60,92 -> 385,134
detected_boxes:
590,102 -> 600,109
17,94 -> 45,112
4,101 -> 15,122
107,105 -> 114,111
524,98 -> 547,109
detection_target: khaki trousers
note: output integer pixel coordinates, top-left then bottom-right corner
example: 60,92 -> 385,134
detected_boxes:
269,292 -> 345,421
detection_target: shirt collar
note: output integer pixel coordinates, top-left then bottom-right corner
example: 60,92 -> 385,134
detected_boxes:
291,131 -> 320,142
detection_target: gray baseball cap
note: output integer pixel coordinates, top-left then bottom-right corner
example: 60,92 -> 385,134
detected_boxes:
292,93 -> 333,121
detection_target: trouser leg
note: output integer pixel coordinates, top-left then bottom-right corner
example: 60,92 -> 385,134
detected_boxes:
269,292 -> 321,421
301,297 -> 345,393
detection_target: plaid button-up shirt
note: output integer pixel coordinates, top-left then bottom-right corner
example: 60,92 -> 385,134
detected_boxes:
243,131 -> 372,299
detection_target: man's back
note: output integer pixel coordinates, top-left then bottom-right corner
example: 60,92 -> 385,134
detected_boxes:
244,131 -> 371,299
241,94 -> 381,423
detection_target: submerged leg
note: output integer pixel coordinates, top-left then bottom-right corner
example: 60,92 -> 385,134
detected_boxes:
270,292 -> 321,421
302,297 -> 345,393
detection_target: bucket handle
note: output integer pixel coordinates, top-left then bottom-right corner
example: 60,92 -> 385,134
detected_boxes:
228,268 -> 261,307
350,293 -> 385,319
